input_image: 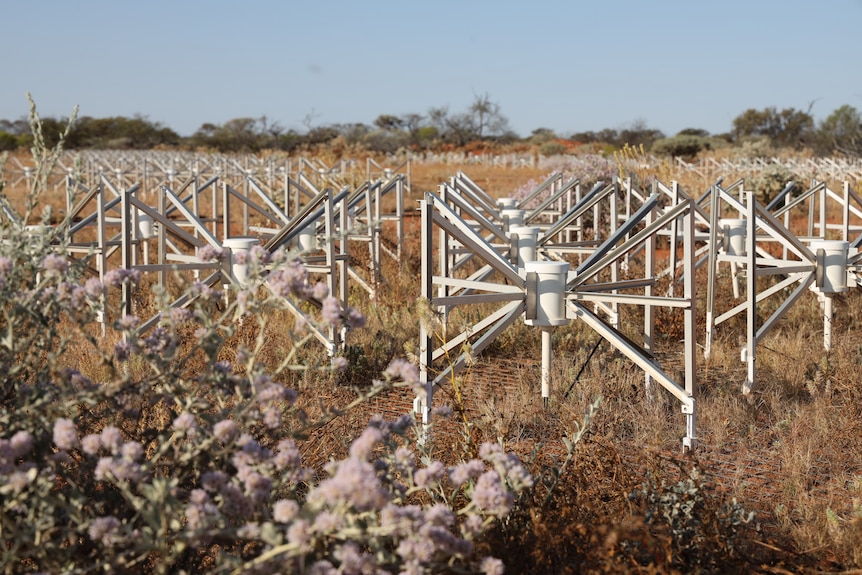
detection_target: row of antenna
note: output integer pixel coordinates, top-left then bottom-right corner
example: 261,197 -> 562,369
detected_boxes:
4,157 -> 859,451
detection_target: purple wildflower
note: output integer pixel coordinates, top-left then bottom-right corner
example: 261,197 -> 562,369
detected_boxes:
62,368 -> 94,389
399,559 -> 424,575
115,314 -> 139,331
262,407 -> 281,429
331,356 -> 348,372
53,418 -> 78,450
213,420 -> 238,444
320,296 -> 341,327
100,426 -> 124,454
312,282 -> 329,300
94,457 -> 114,481
394,447 -> 416,473
190,281 -> 221,301
41,253 -> 68,277
168,307 -> 192,324
384,358 -> 422,396
103,268 -> 141,288
414,461 -> 446,488
348,427 -> 383,461
111,457 -> 143,482
267,259 -> 312,298
390,413 -> 415,435
120,441 -> 143,461
200,470 -> 229,493
238,468 -> 268,498
197,244 -> 224,262
9,431 -> 33,457
308,561 -> 337,575
249,244 -> 270,265
380,504 -> 423,537
333,542 -> 373,574
345,307 -> 366,329
272,439 -> 302,472
237,522 -> 260,539
84,277 -> 104,297
480,556 -> 505,575
461,514 -> 484,538
472,471 -> 514,516
113,340 -> 132,362
235,289 -> 251,315
309,457 -> 390,511
286,518 -> 312,551
81,434 -> 101,455
432,405 -> 453,418
88,516 -> 121,546
396,538 -> 436,563
173,413 -> 198,437
312,510 -> 342,533
8,470 -> 33,492
449,459 -> 485,488
232,250 -> 249,265
219,483 -> 251,517
425,503 -> 455,527
479,442 -> 503,461
272,499 -> 299,523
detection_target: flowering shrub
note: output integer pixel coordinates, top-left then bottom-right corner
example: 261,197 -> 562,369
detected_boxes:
0,221 -> 541,573
0,101 -> 542,574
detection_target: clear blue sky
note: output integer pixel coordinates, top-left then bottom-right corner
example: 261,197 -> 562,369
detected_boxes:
3,0 -> 861,138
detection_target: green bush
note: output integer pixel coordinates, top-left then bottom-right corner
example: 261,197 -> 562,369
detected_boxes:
0,131 -> 17,151
651,134 -> 713,158
538,141 -> 567,156
751,164 -> 798,204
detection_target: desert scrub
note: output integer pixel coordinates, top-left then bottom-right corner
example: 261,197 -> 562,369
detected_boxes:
0,228 -> 539,574
628,463 -> 757,570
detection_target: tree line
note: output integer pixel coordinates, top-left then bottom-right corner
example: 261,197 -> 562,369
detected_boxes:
1,93 -> 860,157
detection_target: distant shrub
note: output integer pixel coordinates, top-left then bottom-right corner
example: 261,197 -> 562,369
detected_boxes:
363,129 -> 409,154
651,134 -> 714,158
732,135 -> 775,159
0,130 -> 17,150
538,140 -> 568,156
751,163 -> 798,204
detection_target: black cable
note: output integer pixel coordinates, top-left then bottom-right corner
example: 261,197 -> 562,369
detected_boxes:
563,337 -> 603,399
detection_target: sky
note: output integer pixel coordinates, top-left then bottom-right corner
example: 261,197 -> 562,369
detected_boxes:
3,0 -> 861,139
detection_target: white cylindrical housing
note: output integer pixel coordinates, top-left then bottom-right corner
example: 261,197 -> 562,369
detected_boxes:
497,197 -> 518,209
297,225 -> 316,252
719,218 -> 746,256
502,208 -> 525,228
809,239 -> 849,293
510,226 -> 539,268
347,206 -> 357,231
137,211 -> 154,240
524,260 -> 570,327
223,237 -> 259,285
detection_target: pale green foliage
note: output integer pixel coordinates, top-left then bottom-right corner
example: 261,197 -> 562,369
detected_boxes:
751,164 -> 798,204
631,466 -> 756,567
